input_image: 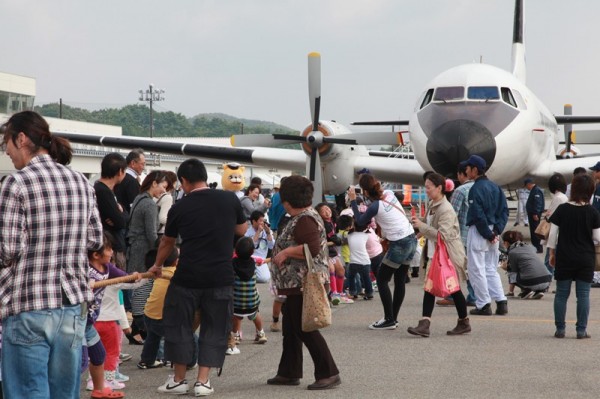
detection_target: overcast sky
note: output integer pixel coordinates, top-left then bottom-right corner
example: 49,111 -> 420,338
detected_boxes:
2,0 -> 599,131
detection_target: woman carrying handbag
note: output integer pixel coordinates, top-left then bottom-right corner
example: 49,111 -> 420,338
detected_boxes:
408,173 -> 470,337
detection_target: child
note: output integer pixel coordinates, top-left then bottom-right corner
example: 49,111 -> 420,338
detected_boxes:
86,233 -> 135,398
138,247 -> 199,369
315,203 -> 353,304
227,237 -> 267,355
346,219 -> 375,300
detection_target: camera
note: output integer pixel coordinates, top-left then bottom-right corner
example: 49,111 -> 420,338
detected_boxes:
264,221 -> 270,227
354,187 -> 362,194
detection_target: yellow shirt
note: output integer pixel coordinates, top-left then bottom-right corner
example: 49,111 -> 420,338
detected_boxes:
144,266 -> 176,320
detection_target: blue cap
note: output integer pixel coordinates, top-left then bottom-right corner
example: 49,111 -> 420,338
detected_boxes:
463,154 -> 486,171
523,177 -> 533,185
356,168 -> 370,176
589,162 -> 600,171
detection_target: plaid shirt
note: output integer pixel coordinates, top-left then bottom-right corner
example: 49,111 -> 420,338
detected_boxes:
0,154 -> 103,318
450,180 -> 474,248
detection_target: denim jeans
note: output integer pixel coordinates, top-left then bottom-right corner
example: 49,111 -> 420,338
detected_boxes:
2,305 -> 85,399
382,234 -> 417,269
554,279 -> 591,334
348,263 -> 373,297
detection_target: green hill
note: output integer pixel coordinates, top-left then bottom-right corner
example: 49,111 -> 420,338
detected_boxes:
34,103 -> 299,139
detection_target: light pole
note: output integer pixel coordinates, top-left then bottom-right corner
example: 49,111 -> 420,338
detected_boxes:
138,84 -> 165,138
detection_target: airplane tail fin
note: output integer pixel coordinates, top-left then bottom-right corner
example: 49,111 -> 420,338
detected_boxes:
511,0 -> 526,84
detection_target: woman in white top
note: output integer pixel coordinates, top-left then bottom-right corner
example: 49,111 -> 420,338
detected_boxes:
349,174 -> 417,330
543,173 -> 569,274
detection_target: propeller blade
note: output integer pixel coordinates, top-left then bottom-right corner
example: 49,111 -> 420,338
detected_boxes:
351,120 -> 409,126
309,147 -> 318,181
323,137 -> 357,145
306,147 -> 323,206
308,52 -> 321,131
230,134 -> 301,148
271,134 -> 306,142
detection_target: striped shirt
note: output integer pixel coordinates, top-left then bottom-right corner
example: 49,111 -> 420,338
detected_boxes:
0,154 -> 103,318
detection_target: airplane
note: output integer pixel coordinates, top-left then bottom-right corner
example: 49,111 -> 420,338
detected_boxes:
55,0 -> 600,205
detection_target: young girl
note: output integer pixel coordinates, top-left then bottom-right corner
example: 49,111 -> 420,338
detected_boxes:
86,234 -> 137,398
227,237 -> 267,355
346,219 -> 375,300
316,203 -> 353,304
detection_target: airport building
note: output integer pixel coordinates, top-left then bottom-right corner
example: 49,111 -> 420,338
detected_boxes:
0,71 -> 286,188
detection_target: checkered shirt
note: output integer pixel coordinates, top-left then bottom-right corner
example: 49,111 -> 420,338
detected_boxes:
0,155 -> 103,318
450,180 -> 474,248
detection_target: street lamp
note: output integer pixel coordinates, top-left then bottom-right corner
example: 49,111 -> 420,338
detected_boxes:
138,84 -> 165,138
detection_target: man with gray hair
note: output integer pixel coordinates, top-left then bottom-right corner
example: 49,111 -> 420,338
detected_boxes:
115,147 -> 146,213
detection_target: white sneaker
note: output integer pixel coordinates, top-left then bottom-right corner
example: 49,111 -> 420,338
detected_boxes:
194,379 -> 214,396
105,379 -> 125,390
225,346 -> 240,355
254,330 -> 267,344
85,378 -> 94,391
157,375 -> 189,395
114,370 -> 129,382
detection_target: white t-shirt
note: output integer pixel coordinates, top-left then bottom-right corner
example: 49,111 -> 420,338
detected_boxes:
347,231 -> 371,265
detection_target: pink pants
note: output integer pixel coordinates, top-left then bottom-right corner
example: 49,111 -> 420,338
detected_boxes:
94,321 -> 121,371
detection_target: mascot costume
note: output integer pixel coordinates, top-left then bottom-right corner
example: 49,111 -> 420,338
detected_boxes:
221,163 -> 246,199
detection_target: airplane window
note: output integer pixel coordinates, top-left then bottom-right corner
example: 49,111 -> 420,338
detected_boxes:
467,86 -> 499,100
512,89 -> 527,110
420,89 -> 434,109
501,87 -> 518,108
433,86 -> 464,101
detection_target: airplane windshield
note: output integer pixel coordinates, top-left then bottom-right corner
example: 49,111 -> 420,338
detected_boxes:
433,86 -> 464,101
467,86 -> 499,100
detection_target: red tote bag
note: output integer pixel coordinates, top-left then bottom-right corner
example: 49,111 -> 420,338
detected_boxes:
424,233 -> 460,298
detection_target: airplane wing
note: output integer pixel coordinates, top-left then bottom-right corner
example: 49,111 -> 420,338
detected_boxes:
54,132 -> 308,171
529,156 -> 600,186
352,155 -> 425,186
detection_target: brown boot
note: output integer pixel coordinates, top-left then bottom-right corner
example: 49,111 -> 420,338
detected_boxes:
446,318 -> 471,335
407,319 -> 430,337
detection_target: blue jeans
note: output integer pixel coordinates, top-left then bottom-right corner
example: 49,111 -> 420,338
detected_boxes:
348,263 -> 373,297
554,279 -> 591,334
2,305 -> 85,399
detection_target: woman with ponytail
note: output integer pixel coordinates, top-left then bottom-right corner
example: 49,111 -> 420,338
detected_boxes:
348,174 -> 417,330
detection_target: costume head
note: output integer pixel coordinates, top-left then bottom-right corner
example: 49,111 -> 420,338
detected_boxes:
221,163 -> 246,192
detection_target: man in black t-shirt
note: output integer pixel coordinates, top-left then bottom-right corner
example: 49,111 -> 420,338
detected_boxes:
94,152 -> 128,269
150,159 -> 247,397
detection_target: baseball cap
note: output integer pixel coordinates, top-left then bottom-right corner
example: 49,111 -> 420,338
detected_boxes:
589,162 -> 600,171
463,155 -> 486,171
523,177 -> 533,185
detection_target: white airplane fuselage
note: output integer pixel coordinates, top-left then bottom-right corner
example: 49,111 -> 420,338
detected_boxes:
409,63 -> 559,186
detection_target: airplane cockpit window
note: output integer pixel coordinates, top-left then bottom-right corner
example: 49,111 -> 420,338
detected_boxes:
501,87 -> 518,108
433,86 -> 464,102
511,89 -> 527,110
420,89 -> 434,109
467,86 -> 499,100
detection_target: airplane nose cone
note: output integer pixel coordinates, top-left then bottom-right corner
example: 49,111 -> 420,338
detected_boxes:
426,119 -> 496,177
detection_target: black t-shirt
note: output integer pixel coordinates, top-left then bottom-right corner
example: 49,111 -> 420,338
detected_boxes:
94,180 -> 127,251
166,188 -> 246,288
550,203 -> 600,282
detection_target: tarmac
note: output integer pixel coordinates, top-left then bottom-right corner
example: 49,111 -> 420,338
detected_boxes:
80,222 -> 600,399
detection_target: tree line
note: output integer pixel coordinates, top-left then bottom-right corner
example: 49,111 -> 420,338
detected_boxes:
34,103 -> 298,139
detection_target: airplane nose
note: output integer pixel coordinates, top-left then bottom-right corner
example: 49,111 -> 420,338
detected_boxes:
426,119 -> 496,177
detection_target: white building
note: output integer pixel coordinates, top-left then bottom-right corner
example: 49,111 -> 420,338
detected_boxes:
0,71 -> 288,188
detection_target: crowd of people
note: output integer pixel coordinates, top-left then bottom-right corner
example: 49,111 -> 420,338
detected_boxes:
0,110 -> 599,398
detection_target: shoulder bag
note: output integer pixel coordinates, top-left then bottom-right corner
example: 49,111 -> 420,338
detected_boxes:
301,244 -> 332,332
534,217 -> 551,240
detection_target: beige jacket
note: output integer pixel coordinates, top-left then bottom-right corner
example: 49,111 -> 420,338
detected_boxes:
418,196 -> 467,281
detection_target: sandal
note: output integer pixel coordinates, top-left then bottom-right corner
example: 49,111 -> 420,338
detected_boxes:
91,387 -> 125,398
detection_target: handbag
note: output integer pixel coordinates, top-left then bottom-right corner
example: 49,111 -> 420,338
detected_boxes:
424,233 -> 460,298
301,244 -> 332,332
534,218 -> 550,240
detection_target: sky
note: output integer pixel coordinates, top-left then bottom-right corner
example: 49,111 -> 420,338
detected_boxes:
1,0 -> 599,132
